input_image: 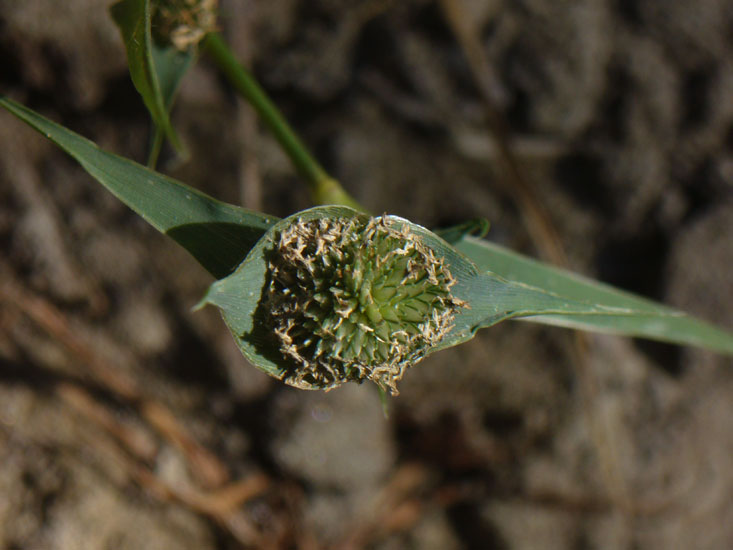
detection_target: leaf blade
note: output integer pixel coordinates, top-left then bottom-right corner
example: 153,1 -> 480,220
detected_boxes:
0,96 -> 276,278
452,235 -> 733,355
110,0 -> 184,152
147,41 -> 196,166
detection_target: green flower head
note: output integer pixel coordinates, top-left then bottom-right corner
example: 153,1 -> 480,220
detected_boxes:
265,214 -> 467,394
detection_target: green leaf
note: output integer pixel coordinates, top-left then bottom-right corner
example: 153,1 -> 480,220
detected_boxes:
147,40 -> 196,166
110,0 -> 187,154
451,235 -> 733,355
0,96 -> 276,279
151,42 -> 195,109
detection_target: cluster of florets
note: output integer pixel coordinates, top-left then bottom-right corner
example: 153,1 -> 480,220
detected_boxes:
151,0 -> 218,51
265,215 -> 466,393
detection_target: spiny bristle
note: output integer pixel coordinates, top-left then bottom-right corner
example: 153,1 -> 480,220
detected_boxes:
265,215 -> 466,394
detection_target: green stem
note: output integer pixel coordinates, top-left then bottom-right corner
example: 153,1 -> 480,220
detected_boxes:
203,32 -> 365,212
147,126 -> 164,169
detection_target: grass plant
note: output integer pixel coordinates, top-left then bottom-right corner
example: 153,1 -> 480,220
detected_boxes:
1,0 -> 731,395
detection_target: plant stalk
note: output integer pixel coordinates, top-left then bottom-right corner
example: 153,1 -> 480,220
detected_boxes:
203,32 -> 365,212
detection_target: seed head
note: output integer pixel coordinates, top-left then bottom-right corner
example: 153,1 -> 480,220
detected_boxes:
151,0 -> 218,51
265,215 -> 466,394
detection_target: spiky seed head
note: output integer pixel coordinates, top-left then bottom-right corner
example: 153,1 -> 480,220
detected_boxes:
265,215 -> 466,394
151,0 -> 218,51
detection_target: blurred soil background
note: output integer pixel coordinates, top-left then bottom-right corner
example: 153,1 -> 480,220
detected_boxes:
1,0 -> 733,548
